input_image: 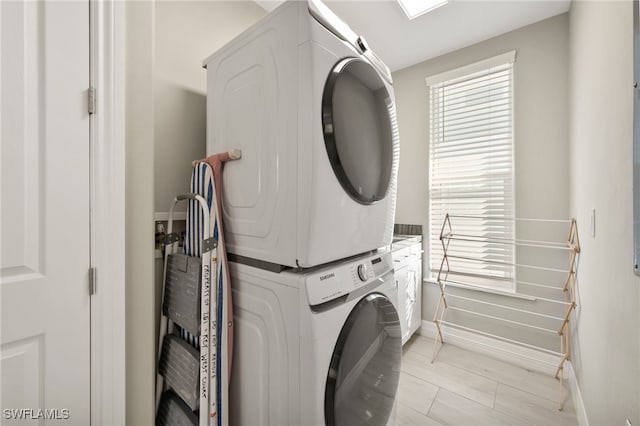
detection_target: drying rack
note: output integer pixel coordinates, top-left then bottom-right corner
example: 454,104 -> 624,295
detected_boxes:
431,214 -> 580,410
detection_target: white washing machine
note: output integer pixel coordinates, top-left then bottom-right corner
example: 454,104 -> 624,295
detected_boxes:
228,250 -> 402,425
203,0 -> 399,269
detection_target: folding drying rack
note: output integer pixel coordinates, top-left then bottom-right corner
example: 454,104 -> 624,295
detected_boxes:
431,214 -> 580,410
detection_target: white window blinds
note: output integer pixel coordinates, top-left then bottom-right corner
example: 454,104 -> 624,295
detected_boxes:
428,52 -> 515,291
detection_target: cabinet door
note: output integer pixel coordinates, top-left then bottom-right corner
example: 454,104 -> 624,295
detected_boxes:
395,266 -> 409,344
407,258 -> 422,336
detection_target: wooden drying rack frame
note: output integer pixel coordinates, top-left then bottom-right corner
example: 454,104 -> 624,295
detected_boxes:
431,214 -> 580,410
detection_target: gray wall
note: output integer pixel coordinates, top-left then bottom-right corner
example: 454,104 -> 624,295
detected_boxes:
393,13 -> 570,228
154,1 -> 266,213
126,2 -> 265,425
392,14 -> 571,352
569,1 -> 639,424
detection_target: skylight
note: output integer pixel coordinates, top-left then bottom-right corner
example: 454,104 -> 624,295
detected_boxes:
397,0 -> 448,19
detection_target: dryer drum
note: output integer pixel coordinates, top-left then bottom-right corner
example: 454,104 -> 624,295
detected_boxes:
324,293 -> 402,426
322,58 -> 397,205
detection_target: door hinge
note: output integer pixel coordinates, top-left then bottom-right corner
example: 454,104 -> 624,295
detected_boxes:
89,267 -> 97,295
88,87 -> 96,115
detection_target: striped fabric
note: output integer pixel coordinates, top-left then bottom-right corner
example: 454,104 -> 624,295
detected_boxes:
185,163 -> 215,257
180,163 -> 216,350
174,158 -> 231,426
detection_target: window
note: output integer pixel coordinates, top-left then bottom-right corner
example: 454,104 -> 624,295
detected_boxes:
427,51 -> 516,292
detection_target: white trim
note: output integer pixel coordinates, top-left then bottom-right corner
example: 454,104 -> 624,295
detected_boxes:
90,0 -> 126,424
566,362 -> 589,426
419,320 -> 563,376
425,50 -> 517,86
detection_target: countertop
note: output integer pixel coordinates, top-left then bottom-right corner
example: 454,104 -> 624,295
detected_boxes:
391,234 -> 423,266
391,234 -> 422,250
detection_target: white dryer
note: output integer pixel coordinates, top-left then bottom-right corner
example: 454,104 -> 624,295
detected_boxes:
203,0 -> 399,269
228,250 -> 401,425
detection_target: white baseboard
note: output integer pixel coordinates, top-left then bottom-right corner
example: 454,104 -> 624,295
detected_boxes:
566,362 -> 589,426
419,320 -> 563,377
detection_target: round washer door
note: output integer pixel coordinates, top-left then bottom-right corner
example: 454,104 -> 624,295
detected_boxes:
324,293 -> 401,426
322,58 -> 397,205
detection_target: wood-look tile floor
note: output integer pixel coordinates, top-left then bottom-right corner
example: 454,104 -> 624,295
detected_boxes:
395,335 -> 578,426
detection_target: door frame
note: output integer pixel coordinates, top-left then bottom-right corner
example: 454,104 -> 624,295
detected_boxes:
90,1 -> 126,424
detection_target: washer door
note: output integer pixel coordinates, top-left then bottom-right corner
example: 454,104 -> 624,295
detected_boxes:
324,293 -> 401,426
322,58 -> 397,205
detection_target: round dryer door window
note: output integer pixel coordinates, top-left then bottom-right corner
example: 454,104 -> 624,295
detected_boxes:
324,293 -> 401,426
322,58 -> 397,205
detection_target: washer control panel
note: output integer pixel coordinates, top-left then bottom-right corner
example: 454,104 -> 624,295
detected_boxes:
305,251 -> 393,306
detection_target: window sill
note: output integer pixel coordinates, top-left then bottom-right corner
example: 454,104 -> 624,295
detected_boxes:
422,278 -> 536,301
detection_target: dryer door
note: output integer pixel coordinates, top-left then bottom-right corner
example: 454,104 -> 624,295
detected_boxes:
322,58 -> 398,205
324,293 -> 401,426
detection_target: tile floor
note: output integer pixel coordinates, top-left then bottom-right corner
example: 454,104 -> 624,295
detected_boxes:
395,335 -> 578,426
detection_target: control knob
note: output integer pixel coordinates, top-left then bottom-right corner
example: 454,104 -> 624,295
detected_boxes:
357,264 -> 369,282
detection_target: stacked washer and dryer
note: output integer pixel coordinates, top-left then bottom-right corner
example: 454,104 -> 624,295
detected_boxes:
203,1 -> 401,424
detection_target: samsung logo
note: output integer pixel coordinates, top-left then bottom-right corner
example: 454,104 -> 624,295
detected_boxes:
319,272 -> 335,281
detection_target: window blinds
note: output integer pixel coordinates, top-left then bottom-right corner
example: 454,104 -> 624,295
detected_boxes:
428,55 -> 515,291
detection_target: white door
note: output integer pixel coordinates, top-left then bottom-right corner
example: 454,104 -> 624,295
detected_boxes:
1,1 -> 91,424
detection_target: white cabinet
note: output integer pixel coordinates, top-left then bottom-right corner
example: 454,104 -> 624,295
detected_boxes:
392,238 -> 422,345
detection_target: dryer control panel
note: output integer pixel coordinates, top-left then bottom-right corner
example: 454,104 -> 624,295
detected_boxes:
305,251 -> 394,306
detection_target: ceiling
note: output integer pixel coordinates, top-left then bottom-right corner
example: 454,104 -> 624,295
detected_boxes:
254,0 -> 570,71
